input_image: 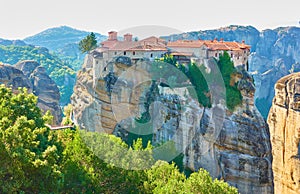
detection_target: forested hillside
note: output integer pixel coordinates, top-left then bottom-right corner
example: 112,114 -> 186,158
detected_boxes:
0,44 -> 75,105
24,26 -> 107,71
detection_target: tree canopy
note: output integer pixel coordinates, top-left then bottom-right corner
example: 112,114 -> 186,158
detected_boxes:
78,32 -> 97,53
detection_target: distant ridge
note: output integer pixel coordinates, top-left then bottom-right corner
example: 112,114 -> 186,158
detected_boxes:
23,25 -> 106,51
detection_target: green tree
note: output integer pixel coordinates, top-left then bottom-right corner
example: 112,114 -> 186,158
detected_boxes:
184,169 -> 238,194
61,104 -> 73,125
217,52 -> 242,111
144,161 -> 185,193
0,85 -> 63,193
79,32 -> 97,53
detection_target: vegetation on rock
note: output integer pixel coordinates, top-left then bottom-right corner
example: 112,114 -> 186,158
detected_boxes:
79,32 -> 98,53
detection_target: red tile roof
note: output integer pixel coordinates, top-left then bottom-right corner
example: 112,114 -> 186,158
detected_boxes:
101,36 -> 167,51
167,40 -> 204,47
167,39 -> 250,51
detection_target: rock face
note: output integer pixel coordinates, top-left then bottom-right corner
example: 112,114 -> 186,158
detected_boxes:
0,64 -> 32,90
0,61 -> 62,125
268,72 -> 300,194
72,53 -> 273,193
181,67 -> 273,194
163,25 -> 300,119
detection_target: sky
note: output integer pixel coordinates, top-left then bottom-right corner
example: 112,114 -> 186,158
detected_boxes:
0,0 -> 299,40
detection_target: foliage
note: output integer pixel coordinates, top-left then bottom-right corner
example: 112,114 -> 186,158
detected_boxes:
61,104 -> 73,125
144,161 -> 185,193
217,52 -> 243,111
144,161 -> 238,194
184,168 -> 238,194
0,85 -> 63,193
0,45 -> 76,105
43,110 -> 54,125
152,54 -> 211,107
186,63 -> 211,107
79,32 -> 97,53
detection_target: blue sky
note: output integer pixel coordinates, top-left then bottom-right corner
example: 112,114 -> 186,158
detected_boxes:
0,0 -> 299,39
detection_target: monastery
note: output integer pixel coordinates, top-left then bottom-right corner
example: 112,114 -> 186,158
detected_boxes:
91,31 -> 251,81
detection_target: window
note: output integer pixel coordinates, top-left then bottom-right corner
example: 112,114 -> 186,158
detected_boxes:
124,51 -> 126,55
219,53 -> 221,57
150,53 -> 153,58
104,67 -> 107,71
96,61 -> 99,64
115,52 -> 117,55
231,53 -> 233,58
133,51 -> 136,55
215,53 -> 218,57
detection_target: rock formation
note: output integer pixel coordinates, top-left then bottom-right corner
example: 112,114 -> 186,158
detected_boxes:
0,61 -> 62,125
268,72 -> 300,194
0,63 -> 32,90
183,66 -> 273,194
71,53 -> 273,193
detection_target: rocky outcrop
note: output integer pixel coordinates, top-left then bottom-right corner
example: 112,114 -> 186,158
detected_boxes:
182,66 -> 273,194
0,61 -> 62,125
72,53 -> 273,193
0,64 -> 32,91
15,60 -> 63,125
163,25 -> 300,119
268,72 -> 300,194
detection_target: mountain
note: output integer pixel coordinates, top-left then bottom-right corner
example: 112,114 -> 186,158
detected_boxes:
24,26 -> 106,51
162,25 -> 300,118
24,26 -> 107,71
0,40 -> 76,105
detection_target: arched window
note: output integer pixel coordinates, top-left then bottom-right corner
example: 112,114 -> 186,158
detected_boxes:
150,53 -> 153,58
133,51 -> 136,55
124,51 -> 126,55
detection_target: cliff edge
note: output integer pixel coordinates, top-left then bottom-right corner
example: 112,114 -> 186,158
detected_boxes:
268,72 -> 300,194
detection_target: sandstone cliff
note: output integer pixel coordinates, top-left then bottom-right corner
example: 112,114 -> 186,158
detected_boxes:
0,61 -> 62,124
71,53 -> 273,193
268,72 -> 300,194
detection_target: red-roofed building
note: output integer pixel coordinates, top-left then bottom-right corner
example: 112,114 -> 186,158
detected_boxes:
167,39 -> 250,69
91,32 -> 251,84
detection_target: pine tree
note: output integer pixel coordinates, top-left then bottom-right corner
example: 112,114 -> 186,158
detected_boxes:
79,32 -> 97,53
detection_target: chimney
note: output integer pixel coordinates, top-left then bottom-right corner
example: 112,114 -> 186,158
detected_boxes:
242,40 -> 245,44
108,31 -> 117,41
214,38 -> 218,42
124,33 -> 133,42
220,38 -> 224,42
